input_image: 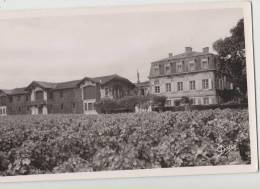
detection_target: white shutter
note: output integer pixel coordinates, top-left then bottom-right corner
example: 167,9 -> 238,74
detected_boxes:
197,79 -> 201,90
208,97 -> 212,104
183,81 -> 187,91
208,78 -> 212,89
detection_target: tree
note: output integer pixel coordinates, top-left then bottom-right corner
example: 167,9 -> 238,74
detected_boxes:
213,19 -> 247,96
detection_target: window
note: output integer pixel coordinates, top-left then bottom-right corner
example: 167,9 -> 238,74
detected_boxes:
60,91 -> 64,98
18,106 -> 21,112
105,88 -> 109,96
155,86 -> 160,93
202,79 -> 209,89
48,92 -> 53,100
88,103 -> 94,111
177,63 -> 182,72
189,80 -> 196,90
72,102 -> 75,109
166,83 -> 171,92
154,64 -> 159,75
83,86 -> 96,100
17,95 -> 21,101
166,100 -> 171,106
154,80 -> 159,85
35,91 -> 44,100
165,64 -> 170,74
202,59 -> 208,69
61,104 -> 64,110
203,97 -> 209,105
189,61 -> 195,71
177,82 -> 183,91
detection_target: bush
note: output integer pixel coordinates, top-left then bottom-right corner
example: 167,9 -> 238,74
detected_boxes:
95,95 -> 166,114
0,109 -> 250,176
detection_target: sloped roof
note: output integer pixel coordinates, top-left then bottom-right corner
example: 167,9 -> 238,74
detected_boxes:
135,81 -> 150,87
92,74 -> 133,86
1,74 -> 134,94
55,80 -> 82,89
153,51 -> 214,63
0,87 -> 27,95
34,81 -> 57,89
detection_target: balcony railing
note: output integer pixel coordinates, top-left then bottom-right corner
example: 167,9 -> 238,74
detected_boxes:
28,99 -> 47,106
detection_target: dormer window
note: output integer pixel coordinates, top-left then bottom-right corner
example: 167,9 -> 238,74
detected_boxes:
165,63 -> 170,74
201,58 -> 209,69
154,64 -> 159,75
177,62 -> 182,73
154,80 -> 159,85
189,60 -> 195,71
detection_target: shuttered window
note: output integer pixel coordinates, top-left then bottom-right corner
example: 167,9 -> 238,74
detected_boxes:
202,79 -> 209,89
189,81 -> 196,90
177,82 -> 183,91
203,97 -> 209,105
83,86 -> 96,100
35,91 -> 44,100
155,86 -> 160,93
166,83 -> 171,92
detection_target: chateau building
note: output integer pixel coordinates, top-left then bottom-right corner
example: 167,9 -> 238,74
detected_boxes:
149,47 -> 233,106
0,74 -> 134,116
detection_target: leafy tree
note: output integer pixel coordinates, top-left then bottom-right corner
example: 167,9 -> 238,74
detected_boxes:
213,19 -> 247,96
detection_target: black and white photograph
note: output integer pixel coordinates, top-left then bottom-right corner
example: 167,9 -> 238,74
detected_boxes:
0,1 -> 257,182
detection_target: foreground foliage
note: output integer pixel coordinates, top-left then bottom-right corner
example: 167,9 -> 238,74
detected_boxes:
0,109 -> 250,176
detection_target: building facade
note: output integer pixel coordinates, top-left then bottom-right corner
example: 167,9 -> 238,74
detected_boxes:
149,47 -> 233,106
0,74 -> 134,116
135,81 -> 150,96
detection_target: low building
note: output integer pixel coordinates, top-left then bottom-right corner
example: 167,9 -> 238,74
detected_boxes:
149,47 -> 233,106
135,81 -> 150,96
0,74 -> 135,115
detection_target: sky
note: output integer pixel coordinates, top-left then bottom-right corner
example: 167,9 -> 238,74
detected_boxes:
0,7 -> 243,89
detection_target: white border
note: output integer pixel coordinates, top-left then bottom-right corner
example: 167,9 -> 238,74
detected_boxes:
0,1 -> 258,183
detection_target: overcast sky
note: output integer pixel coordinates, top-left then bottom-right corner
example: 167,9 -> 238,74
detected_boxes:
0,7 -> 243,89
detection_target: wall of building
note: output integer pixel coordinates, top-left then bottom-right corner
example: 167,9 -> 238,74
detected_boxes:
46,88 -> 82,114
150,71 -> 218,105
5,94 -> 30,115
100,80 -> 134,99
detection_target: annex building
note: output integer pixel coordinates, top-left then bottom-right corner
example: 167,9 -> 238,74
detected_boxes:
148,47 -> 233,106
0,74 -> 134,115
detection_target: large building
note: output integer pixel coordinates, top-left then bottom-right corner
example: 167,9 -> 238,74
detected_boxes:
149,47 -> 233,106
0,74 -> 134,116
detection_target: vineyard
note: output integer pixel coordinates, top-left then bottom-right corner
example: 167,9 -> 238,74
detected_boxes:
0,109 -> 250,176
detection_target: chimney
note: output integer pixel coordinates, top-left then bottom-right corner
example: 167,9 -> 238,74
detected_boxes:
185,47 -> 192,53
203,47 -> 209,53
169,52 -> 173,58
